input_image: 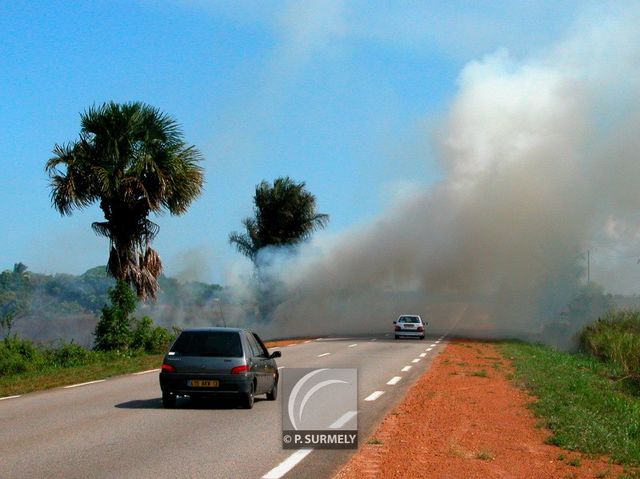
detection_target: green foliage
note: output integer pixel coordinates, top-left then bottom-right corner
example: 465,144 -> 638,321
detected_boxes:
46,341 -> 93,368
0,336 -> 45,375
0,263 -> 32,336
131,316 -> 176,353
46,101 -> 204,299
500,341 -> 640,466
229,176 -> 329,263
581,310 -> 640,384
94,281 -> 137,351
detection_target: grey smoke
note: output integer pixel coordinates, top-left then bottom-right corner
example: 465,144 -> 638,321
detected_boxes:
232,6 -> 640,343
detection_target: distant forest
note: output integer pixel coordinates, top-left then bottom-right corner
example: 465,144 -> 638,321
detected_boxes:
3,265 -> 225,346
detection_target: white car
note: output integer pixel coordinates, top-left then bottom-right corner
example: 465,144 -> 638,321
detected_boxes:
394,315 -> 426,340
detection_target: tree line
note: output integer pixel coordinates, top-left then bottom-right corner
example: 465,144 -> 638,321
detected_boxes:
40,101 -> 328,351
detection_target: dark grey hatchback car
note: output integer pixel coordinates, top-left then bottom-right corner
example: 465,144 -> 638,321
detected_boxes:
159,327 -> 281,409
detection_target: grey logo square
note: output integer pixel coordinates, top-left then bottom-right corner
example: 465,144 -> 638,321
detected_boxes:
281,368 -> 358,449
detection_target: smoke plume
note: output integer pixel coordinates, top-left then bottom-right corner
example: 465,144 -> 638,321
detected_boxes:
237,5 -> 640,344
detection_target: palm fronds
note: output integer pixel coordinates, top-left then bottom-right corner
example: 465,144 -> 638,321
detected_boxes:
46,102 -> 204,299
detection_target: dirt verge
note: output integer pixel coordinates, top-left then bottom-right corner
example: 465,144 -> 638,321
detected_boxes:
334,340 -> 625,479
264,338 -> 313,348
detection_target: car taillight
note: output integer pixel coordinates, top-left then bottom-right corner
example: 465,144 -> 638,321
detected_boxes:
417,326 -> 424,332
395,325 -> 401,331
231,365 -> 250,374
162,363 -> 176,373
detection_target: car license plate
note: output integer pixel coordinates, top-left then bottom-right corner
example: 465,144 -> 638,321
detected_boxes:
189,379 -> 219,387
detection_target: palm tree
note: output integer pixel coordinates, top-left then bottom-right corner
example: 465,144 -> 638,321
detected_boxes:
46,102 -> 204,299
229,176 -> 329,263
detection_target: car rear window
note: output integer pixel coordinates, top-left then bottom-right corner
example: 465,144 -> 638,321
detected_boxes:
399,316 -> 420,323
170,331 -> 243,357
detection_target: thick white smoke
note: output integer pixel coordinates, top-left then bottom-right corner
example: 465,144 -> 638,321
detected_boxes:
232,5 -> 640,343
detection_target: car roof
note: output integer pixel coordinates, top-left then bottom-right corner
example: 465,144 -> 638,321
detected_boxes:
398,314 -> 421,318
180,327 -> 248,333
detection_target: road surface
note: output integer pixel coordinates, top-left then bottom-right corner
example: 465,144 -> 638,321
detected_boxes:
0,334 -> 447,479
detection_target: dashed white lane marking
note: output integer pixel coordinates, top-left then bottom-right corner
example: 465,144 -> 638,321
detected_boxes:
304,340 -> 312,343
0,395 -> 21,401
435,340 -> 441,344
262,448 -> 313,479
348,343 -> 358,348
329,410 -> 358,429
317,352 -> 331,357
132,368 -> 160,375
430,343 -> 437,347
401,365 -> 412,372
426,348 -> 433,352
364,391 -> 385,401
63,379 -> 106,389
411,358 -> 421,363
419,353 -> 427,357
278,366 -> 286,370
370,338 -> 377,342
387,376 -> 402,385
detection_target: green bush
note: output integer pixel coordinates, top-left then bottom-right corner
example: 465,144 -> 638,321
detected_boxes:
0,336 -> 45,375
581,310 -> 640,383
46,341 -> 94,368
94,281 -> 136,351
131,316 -> 175,353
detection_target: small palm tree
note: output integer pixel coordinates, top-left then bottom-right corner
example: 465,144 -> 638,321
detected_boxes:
229,176 -> 329,263
46,102 -> 204,299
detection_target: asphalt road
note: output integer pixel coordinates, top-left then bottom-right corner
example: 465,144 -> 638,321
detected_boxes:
0,333 -> 447,479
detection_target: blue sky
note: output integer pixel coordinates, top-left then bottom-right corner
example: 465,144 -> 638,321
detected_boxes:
0,1 -> 586,283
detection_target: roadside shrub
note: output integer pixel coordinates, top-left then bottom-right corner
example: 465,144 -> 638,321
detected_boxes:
0,336 -> 45,375
581,310 -> 640,383
131,316 -> 175,353
46,341 -> 94,368
94,281 -> 136,351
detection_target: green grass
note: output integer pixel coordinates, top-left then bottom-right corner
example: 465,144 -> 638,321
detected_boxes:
367,437 -> 383,445
500,342 -> 640,466
470,369 -> 488,378
0,353 -> 163,397
581,310 -> 640,385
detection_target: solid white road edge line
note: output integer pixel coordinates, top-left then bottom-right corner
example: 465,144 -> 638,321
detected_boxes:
262,449 -> 313,479
364,391 -> 384,401
419,353 -> 427,357
132,368 -> 160,375
329,410 -> 358,429
0,395 -> 21,401
412,358 -> 421,363
401,365 -> 412,372
387,376 -> 402,385
63,379 -> 106,389
348,343 -> 358,348
317,352 -> 331,357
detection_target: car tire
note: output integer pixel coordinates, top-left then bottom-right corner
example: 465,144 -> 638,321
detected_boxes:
420,335 -> 425,340
394,334 -> 399,339
266,380 -> 278,401
162,391 -> 176,409
241,384 -> 255,409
